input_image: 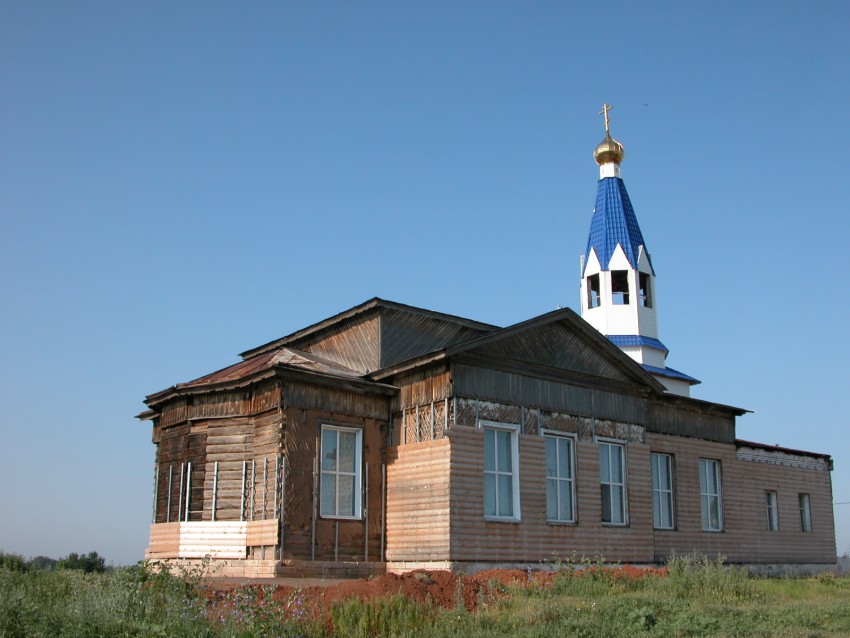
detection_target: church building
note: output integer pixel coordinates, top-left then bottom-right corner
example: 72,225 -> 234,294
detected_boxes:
138,108 -> 836,577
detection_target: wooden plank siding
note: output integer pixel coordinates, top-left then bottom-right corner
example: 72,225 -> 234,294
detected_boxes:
450,363 -> 735,442
383,425 -> 835,567
648,433 -> 835,563
385,439 -> 452,561
444,426 -> 655,564
281,403 -> 388,563
298,314 -> 381,374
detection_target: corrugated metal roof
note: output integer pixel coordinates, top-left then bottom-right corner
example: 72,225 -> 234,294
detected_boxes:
144,347 -> 365,404
584,177 -> 652,274
641,363 -> 700,385
607,334 -> 668,354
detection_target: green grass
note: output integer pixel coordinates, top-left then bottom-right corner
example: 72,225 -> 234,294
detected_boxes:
0,554 -> 848,637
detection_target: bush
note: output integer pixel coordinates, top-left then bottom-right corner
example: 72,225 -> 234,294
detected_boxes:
665,552 -> 760,604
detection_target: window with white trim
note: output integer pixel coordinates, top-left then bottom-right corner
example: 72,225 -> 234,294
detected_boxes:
545,433 -> 575,523
699,459 -> 723,531
599,441 -> 626,525
765,491 -> 779,531
483,421 -> 520,520
651,453 -> 674,529
799,493 -> 812,532
320,425 -> 362,519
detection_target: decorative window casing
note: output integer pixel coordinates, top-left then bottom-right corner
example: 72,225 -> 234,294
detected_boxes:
651,453 -> 674,529
799,493 -> 812,532
765,491 -> 779,531
544,432 -> 576,523
699,459 -> 723,531
599,440 -> 627,525
320,425 -> 362,519
482,421 -> 520,521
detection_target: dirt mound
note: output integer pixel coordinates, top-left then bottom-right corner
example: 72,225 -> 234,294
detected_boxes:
208,566 -> 665,621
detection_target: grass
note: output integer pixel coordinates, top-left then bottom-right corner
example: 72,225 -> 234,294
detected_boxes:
0,553 -> 848,637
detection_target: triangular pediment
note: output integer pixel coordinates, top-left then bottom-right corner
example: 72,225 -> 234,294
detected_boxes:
447,309 -> 664,391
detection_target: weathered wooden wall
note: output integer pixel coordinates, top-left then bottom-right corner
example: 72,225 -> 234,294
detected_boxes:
450,363 -> 734,442
280,381 -> 389,563
154,423 -> 207,522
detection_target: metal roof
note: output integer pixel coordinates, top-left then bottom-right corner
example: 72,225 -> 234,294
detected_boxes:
584,177 -> 652,274
607,334 -> 669,354
641,363 -> 701,385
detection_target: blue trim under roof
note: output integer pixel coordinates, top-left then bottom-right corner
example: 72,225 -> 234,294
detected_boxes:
607,335 -> 668,354
584,177 -> 653,274
641,364 -> 701,385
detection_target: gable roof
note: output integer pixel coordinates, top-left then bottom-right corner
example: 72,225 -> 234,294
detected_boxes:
584,177 -> 653,274
371,307 -> 668,393
240,297 -> 498,361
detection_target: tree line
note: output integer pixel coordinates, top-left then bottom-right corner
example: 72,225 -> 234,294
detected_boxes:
0,550 -> 108,573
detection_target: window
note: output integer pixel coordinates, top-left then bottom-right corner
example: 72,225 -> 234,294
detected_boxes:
611,270 -> 630,304
320,425 -> 362,519
483,422 -> 520,520
765,491 -> 779,531
639,272 -> 652,308
799,493 -> 812,532
651,453 -> 674,529
545,433 -> 575,523
587,274 -> 601,308
699,459 -> 723,531
599,441 -> 626,525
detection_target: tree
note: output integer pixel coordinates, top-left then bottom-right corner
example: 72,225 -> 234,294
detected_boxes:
57,551 -> 106,573
29,556 -> 58,570
0,551 -> 29,573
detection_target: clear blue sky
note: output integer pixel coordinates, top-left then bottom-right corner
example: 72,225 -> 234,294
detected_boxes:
2,1 -> 848,565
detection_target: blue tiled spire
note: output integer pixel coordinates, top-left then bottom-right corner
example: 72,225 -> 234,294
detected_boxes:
583,177 -> 653,275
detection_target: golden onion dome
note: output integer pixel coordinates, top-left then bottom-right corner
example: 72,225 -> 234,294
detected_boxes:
594,134 -> 624,166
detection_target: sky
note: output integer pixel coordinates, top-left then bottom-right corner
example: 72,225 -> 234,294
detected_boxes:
1,1 -> 848,566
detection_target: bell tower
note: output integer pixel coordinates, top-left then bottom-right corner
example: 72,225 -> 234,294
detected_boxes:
580,104 -> 698,396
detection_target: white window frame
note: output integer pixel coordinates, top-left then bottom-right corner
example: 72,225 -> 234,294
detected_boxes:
543,431 -> 576,524
699,458 -> 723,532
651,452 -> 675,530
319,424 -> 363,520
765,491 -> 779,531
799,493 -> 812,532
481,420 -> 520,522
598,439 -> 627,526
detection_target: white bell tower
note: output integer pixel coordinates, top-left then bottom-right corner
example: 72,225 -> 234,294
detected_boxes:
580,104 -> 698,396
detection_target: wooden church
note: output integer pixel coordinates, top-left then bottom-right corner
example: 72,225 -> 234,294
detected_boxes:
138,109 -> 836,577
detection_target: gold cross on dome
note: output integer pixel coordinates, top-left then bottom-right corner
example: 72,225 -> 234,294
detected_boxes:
599,103 -> 613,134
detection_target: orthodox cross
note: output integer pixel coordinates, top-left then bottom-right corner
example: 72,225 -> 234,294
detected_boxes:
599,103 -> 613,134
